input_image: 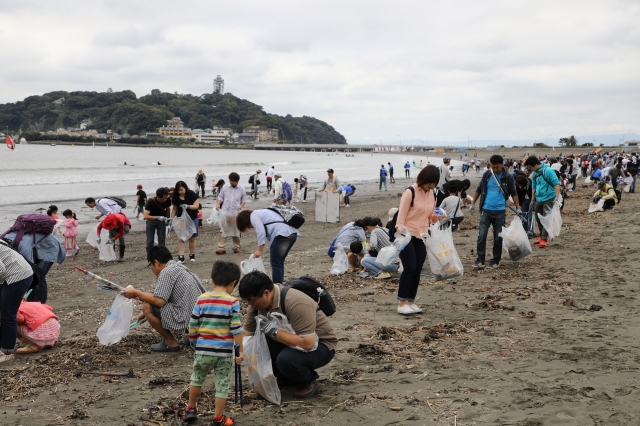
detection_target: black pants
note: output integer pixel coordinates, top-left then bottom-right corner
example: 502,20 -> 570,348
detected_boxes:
397,237 -> 427,302
300,184 -> 307,200
405,169 -> 410,178
267,178 -> 272,191
197,182 -> 205,197
265,338 -> 335,386
146,220 -> 167,254
389,172 -> 395,183
603,199 -> 615,210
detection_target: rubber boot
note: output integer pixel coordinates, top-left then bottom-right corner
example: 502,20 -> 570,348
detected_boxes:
118,244 -> 125,262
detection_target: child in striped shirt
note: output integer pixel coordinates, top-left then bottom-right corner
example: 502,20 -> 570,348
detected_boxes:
185,261 -> 243,426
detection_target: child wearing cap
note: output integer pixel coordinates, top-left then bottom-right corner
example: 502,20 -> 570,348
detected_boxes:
136,185 -> 147,219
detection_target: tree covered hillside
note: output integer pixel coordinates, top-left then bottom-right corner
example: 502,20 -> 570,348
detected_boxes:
0,89 -> 347,144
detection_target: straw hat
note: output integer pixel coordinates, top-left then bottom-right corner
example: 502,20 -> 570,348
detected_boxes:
256,169 -> 262,174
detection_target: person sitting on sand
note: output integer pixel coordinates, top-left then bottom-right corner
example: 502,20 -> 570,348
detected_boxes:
239,271 -> 337,398
361,217 -> 400,280
123,246 -> 205,352
347,241 -> 364,273
327,218 -> 367,258
15,300 -> 60,354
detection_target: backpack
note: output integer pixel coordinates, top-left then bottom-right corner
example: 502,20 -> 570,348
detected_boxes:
0,214 -> 56,247
248,174 -> 254,184
387,187 -> 415,243
196,173 -> 205,183
281,182 -> 293,201
101,196 -> 127,209
280,276 -> 336,317
348,184 -> 356,192
0,238 -> 47,302
265,205 -> 305,229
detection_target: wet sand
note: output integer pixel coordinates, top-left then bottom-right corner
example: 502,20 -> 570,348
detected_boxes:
1,164 -> 639,425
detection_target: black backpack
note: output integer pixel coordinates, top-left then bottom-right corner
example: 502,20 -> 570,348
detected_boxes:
280,276 -> 336,317
101,196 -> 127,209
387,187 -> 415,242
349,184 -> 356,192
248,175 -> 255,184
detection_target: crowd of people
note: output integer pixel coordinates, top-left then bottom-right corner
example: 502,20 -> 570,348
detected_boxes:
1,151 -> 636,425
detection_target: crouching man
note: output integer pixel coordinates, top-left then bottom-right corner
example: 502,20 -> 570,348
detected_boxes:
123,246 -> 205,352
239,271 -> 337,398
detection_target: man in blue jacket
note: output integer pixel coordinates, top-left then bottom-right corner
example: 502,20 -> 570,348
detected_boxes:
388,162 -> 395,183
379,165 -> 388,191
470,155 -> 520,269
524,156 -> 560,248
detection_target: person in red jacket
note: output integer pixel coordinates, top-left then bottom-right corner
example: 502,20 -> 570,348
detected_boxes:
97,212 -> 131,262
16,301 -> 60,354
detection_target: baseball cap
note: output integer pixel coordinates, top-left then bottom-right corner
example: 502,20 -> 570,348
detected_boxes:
274,172 -> 282,177
137,184 -> 142,189
327,168 -> 334,173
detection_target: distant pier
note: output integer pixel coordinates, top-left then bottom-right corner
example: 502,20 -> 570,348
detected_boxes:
253,143 -> 375,152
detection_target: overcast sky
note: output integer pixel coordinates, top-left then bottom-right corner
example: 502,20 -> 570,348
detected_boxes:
1,0 -> 639,144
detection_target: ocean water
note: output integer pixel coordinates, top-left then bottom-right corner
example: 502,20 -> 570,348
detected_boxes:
0,144 -> 465,231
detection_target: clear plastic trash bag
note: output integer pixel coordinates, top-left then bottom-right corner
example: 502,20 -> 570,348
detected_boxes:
242,317 -> 281,405
588,199 -> 605,213
330,243 -> 348,275
375,226 -> 411,266
241,254 -> 267,275
172,205 -> 197,242
424,222 -> 464,281
538,203 -> 562,241
499,216 -> 532,261
97,289 -> 133,345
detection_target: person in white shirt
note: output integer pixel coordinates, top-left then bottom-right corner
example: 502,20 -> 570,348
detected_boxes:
84,197 -> 122,220
272,172 -> 289,205
439,187 -> 464,231
266,166 -> 275,191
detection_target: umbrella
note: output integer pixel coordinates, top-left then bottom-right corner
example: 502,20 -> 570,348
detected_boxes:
74,266 -> 125,292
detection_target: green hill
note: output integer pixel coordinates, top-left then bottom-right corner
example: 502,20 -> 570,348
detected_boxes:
0,89 -> 347,144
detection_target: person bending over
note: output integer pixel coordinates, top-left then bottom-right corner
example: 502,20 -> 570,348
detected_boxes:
123,246 -> 205,352
239,271 -> 337,398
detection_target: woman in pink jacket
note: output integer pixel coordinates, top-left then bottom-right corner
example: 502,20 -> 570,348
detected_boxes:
395,165 -> 440,315
62,209 -> 79,257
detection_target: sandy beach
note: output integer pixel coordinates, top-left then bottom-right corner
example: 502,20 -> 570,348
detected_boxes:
1,152 -> 638,426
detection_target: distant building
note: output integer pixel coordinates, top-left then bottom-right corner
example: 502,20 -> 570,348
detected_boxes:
193,127 -> 232,144
146,132 -> 161,139
238,132 -> 259,144
625,140 -> 640,147
243,126 -> 278,143
80,119 -> 93,130
157,117 -> 194,139
213,75 -> 224,94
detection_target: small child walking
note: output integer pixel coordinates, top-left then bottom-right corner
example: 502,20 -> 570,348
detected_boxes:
185,261 -> 244,426
62,209 -> 79,257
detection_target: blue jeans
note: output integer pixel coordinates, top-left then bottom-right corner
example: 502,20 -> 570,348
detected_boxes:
379,177 -> 387,190
146,219 -> 167,254
398,237 -> 427,302
632,175 -> 637,192
521,199 -> 533,234
1,276 -> 33,353
361,254 -> 399,276
476,209 -> 506,265
270,234 -> 298,284
266,338 -> 335,385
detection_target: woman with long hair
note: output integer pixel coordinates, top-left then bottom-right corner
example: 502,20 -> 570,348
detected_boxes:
171,180 -> 201,263
395,165 -> 440,315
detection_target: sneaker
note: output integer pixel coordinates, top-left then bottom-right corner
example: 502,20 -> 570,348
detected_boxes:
409,304 -> 423,313
538,239 -> 548,248
184,406 -> 198,423
397,305 -> 415,315
0,352 -> 15,363
488,262 -> 499,269
117,257 -> 125,263
345,204 -> 350,207
178,255 -> 185,263
374,271 -> 391,280
472,261 -> 485,269
294,379 -> 319,398
189,254 -> 195,263
210,414 -> 235,426
533,237 -> 543,246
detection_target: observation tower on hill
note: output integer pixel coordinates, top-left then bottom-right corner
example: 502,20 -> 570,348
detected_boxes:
213,75 -> 224,94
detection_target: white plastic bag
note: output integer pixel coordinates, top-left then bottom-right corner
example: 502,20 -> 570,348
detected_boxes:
206,209 -> 222,226
242,317 -> 281,405
87,224 -> 117,261
424,223 -> 464,281
624,177 -> 633,184
624,184 -> 631,193
584,176 -> 592,184
375,226 -> 411,266
498,216 -> 532,261
538,203 -> 562,240
172,205 -> 197,242
269,313 -> 318,352
241,254 -> 267,275
218,212 -> 241,238
588,199 -> 605,212
330,244 -> 348,275
97,290 -> 133,345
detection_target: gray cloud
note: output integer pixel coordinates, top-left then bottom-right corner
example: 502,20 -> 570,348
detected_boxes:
0,0 -> 639,142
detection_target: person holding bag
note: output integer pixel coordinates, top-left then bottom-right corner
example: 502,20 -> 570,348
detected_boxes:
171,180 -> 201,263
395,165 -> 441,315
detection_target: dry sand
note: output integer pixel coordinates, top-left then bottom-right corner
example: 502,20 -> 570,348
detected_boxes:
1,169 -> 638,426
